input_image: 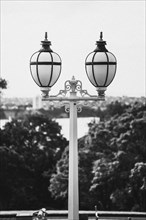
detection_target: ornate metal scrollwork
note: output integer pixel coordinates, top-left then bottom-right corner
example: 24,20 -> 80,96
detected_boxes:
65,104 -> 70,113
49,76 -> 98,98
64,104 -> 83,113
77,105 -> 82,113
42,76 -> 104,109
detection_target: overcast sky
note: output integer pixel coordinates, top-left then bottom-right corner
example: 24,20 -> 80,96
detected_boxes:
1,0 -> 145,98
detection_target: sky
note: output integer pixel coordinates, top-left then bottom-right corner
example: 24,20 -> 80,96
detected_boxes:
1,0 -> 145,98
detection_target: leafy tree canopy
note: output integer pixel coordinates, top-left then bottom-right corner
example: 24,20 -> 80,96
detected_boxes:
0,113 -> 68,210
0,78 -> 7,89
49,102 -> 146,211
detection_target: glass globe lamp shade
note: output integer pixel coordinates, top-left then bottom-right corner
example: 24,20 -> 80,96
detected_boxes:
30,32 -> 61,97
85,32 -> 117,96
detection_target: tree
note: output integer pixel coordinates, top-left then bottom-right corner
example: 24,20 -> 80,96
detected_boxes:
90,102 -> 146,211
49,143 -> 96,210
0,78 -> 7,89
49,146 -> 69,209
49,101 -> 146,211
128,162 -> 146,211
0,112 -> 68,210
100,100 -> 130,121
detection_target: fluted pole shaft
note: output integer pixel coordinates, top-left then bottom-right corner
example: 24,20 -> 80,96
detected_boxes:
68,91 -> 79,220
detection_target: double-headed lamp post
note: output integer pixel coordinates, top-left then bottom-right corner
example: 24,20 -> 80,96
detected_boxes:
30,32 -> 117,220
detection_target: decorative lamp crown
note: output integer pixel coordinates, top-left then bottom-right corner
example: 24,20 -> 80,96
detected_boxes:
30,32 -> 62,97
85,32 -> 117,97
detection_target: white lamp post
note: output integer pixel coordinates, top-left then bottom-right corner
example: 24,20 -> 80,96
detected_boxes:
30,32 -> 117,220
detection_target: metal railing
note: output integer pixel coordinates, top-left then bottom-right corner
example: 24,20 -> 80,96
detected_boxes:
0,209 -> 146,220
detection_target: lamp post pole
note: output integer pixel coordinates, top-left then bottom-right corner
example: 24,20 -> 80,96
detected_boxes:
68,84 -> 79,220
30,32 -> 117,220
68,99 -> 78,220
41,76 -> 105,220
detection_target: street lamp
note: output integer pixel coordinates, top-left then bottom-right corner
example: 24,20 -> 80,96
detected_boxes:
30,32 -> 117,220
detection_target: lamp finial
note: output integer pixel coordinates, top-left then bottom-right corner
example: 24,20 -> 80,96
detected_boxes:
100,32 -> 103,41
40,32 -> 52,52
72,76 -> 75,81
94,31 -> 108,52
45,32 -> 48,41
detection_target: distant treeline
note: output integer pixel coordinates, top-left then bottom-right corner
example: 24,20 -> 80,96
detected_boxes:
38,100 -> 132,120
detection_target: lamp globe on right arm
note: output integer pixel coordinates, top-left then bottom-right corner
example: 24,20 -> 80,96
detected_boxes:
85,32 -> 117,97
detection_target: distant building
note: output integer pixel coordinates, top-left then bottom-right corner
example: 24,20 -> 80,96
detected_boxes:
32,95 -> 56,110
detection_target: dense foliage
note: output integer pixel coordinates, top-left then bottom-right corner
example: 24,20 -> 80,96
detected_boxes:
49,102 -> 146,211
0,100 -> 146,211
0,78 -> 7,90
0,113 -> 68,210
